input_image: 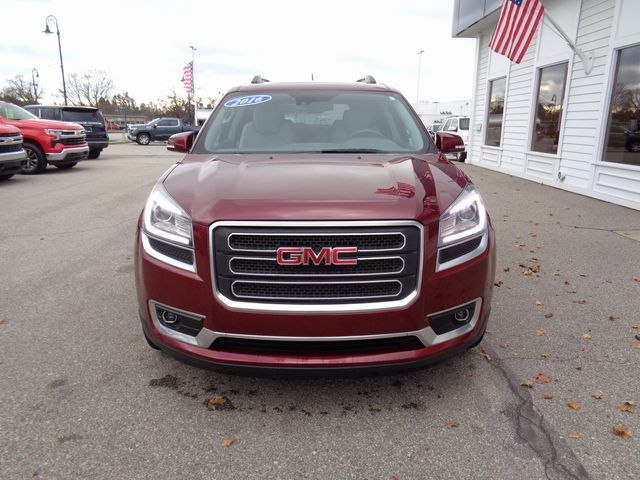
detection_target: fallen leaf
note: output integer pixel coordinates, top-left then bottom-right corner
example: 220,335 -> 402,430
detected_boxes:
207,394 -> 234,411
535,372 -> 552,384
503,267 -> 510,273
608,316 -> 619,321
520,380 -> 534,388
515,242 -> 526,250
568,432 -> 581,440
576,299 -> 588,305
477,347 -> 492,361
633,277 -> 640,283
446,420 -> 459,428
544,312 -> 554,319
494,281 -> 504,287
617,401 -> 635,413
567,401 -> 581,411
581,333 -> 592,340
511,351 -> 521,357
591,391 -> 604,400
391,476 -> 400,480
541,352 -> 549,359
536,330 -> 546,337
0,319 -> 7,325
535,300 -> 544,307
543,393 -> 553,400
613,425 -> 632,439
222,438 -> 235,447
579,273 -> 588,277
635,334 -> 640,342
631,343 -> 640,350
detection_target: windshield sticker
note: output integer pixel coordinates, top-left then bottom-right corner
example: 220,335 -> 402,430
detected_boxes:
224,95 -> 272,108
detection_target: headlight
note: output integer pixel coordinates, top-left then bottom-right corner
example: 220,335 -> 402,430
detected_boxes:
143,181 -> 193,247
438,184 -> 487,246
45,129 -> 64,140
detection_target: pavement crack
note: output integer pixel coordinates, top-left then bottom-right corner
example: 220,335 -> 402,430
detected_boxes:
482,343 -> 592,480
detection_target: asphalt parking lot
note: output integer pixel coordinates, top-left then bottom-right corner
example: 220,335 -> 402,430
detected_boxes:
1,144 -> 639,479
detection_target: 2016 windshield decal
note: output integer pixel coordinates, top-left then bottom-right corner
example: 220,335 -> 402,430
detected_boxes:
224,95 -> 272,107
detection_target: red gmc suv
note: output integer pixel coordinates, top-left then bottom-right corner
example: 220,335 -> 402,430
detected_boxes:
0,101 -> 88,174
135,77 -> 496,374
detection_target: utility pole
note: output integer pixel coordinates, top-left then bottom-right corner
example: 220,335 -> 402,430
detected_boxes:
416,49 -> 424,104
31,68 -> 40,104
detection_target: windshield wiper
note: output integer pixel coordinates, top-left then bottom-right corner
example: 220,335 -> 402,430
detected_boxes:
318,148 -> 386,153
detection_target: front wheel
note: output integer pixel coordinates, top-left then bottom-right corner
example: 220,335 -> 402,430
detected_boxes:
22,142 -> 47,174
88,149 -> 101,159
458,152 -> 467,163
137,133 -> 151,145
629,142 -> 640,153
54,162 -> 77,170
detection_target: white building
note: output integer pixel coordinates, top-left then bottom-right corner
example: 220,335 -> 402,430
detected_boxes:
453,0 -> 640,210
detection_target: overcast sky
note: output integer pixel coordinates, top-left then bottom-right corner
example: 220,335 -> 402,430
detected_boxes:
2,0 -> 476,105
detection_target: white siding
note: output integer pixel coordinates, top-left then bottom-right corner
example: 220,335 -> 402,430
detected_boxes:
465,0 -> 640,211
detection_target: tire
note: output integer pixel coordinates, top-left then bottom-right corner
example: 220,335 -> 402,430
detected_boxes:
54,162 -> 77,170
0,174 -> 14,181
22,142 -> 47,174
459,152 -> 467,163
137,133 -> 151,145
630,142 -> 640,153
88,149 -> 101,159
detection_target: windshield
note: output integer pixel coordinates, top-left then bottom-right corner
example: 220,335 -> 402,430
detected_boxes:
459,118 -> 470,130
194,90 -> 432,154
0,101 -> 38,120
61,109 -> 105,124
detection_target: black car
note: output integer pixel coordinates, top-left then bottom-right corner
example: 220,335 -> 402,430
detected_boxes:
25,105 -> 109,159
625,130 -> 640,153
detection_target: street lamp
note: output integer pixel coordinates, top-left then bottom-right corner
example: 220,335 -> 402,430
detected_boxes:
416,49 -> 425,104
31,68 -> 39,104
43,15 -> 67,105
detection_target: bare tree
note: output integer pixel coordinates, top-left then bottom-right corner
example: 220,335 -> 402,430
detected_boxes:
0,75 -> 41,105
66,70 -> 115,106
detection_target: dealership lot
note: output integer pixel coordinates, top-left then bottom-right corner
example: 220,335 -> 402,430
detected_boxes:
1,144 -> 639,479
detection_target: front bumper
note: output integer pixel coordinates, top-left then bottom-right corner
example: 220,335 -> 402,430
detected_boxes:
47,145 -> 89,163
135,220 -> 496,373
0,150 -> 27,175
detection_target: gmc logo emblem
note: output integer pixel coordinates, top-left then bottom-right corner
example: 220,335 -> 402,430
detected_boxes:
276,247 -> 358,266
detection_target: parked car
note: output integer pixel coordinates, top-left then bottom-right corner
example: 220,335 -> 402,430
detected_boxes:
25,105 -> 108,159
0,101 -> 88,174
0,124 -> 27,181
127,118 -> 200,145
440,115 -> 470,162
625,129 -> 640,152
135,76 -> 495,374
107,121 -> 122,130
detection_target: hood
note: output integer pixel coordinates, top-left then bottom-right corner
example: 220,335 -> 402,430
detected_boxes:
163,154 -> 469,225
12,118 -> 83,131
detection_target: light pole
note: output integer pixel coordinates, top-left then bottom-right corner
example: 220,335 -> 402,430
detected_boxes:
43,15 -> 67,105
416,49 -> 425,104
31,68 -> 39,104
189,45 -> 197,125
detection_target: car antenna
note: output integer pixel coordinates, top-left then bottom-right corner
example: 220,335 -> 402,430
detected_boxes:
356,75 -> 377,84
251,75 -> 270,84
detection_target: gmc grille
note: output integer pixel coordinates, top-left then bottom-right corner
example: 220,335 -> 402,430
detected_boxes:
211,222 -> 423,308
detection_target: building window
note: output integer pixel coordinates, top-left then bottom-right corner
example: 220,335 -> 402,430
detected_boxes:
604,44 -> 640,166
486,77 -> 506,147
531,63 -> 568,155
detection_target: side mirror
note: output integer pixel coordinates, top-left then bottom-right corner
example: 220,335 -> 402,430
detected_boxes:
436,132 -> 465,154
152,124 -> 158,128
167,131 -> 194,153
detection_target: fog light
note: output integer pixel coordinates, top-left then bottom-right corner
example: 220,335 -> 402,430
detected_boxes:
454,308 -> 471,323
161,310 -> 178,324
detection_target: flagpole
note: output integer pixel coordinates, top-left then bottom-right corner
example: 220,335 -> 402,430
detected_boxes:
189,45 -> 197,125
542,10 -> 593,75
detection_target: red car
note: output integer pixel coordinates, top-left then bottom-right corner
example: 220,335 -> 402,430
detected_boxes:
135,77 -> 496,374
0,124 -> 27,181
0,101 -> 88,174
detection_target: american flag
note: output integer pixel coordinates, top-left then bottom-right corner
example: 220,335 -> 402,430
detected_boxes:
489,0 -> 544,64
181,61 -> 193,95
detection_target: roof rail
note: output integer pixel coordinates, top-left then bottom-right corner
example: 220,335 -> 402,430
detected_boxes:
251,75 -> 270,84
356,75 -> 377,84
